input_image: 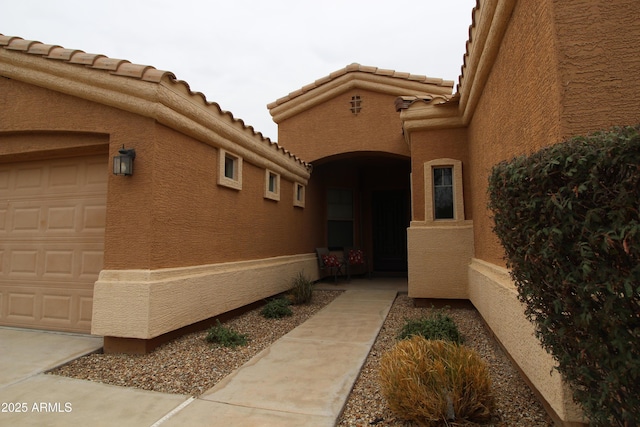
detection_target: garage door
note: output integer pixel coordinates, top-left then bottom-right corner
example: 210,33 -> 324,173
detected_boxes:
0,155 -> 107,333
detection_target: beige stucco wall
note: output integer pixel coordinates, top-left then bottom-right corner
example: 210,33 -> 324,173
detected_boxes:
92,254 -> 318,339
455,0 -> 640,423
1,62 -> 326,341
107,122 -> 322,271
468,259 -> 586,424
407,222 -> 474,299
401,0 -> 640,422
0,77 -> 322,271
459,1 -> 586,422
408,127 -> 469,222
467,0 -> 640,267
0,77 -> 143,161
552,0 -> 640,136
277,89 -> 410,163
465,0 -> 563,267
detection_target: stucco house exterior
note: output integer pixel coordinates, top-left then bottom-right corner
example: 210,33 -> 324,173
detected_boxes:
1,0 -> 638,425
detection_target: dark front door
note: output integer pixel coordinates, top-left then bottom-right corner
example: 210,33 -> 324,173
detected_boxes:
372,190 -> 409,272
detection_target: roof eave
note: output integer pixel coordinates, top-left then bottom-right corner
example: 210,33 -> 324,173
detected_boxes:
0,36 -> 311,182
456,0 -> 517,125
268,64 -> 455,123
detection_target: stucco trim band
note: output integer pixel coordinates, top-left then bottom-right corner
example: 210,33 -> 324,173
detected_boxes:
467,258 -> 586,424
91,254 -> 319,339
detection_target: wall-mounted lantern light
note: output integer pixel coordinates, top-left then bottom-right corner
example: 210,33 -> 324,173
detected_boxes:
113,146 -> 136,176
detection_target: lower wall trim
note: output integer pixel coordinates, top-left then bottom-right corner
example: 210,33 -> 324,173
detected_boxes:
468,258 -> 587,425
102,299 -> 264,354
91,253 -> 318,339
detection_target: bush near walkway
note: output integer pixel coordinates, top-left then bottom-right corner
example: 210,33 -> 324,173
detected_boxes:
398,311 -> 462,344
488,125 -> 640,426
379,337 -> 494,426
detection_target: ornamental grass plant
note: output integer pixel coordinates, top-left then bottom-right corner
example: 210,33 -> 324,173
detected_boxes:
379,337 -> 495,426
288,271 -> 313,305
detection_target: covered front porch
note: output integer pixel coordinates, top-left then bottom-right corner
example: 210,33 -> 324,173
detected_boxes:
311,153 -> 411,278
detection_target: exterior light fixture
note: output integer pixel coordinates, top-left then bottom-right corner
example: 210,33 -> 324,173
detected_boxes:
113,146 -> 136,176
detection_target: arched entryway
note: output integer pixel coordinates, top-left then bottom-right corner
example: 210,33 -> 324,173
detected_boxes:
312,152 -> 410,274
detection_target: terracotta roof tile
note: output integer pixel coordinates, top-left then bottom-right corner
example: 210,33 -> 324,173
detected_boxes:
111,62 -> 154,79
3,38 -> 38,51
46,46 -> 83,61
142,68 -> 172,83
375,68 -> 395,77
357,65 -> 378,74
268,63 -> 454,109
457,0 -> 481,92
0,34 -> 311,170
27,43 -> 60,56
407,73 -> 429,82
394,94 -> 452,111
92,57 -> 130,71
0,35 -> 16,45
68,52 -> 107,66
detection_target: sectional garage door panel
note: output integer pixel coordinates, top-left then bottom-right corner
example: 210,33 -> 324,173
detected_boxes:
0,155 -> 107,333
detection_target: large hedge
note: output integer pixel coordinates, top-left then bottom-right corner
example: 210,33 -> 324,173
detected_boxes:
487,125 -> 639,426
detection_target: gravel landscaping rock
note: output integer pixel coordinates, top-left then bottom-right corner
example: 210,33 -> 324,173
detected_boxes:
49,290 -> 343,396
338,294 -> 554,427
50,288 -> 554,426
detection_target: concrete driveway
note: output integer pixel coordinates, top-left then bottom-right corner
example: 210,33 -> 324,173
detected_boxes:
0,328 -> 188,427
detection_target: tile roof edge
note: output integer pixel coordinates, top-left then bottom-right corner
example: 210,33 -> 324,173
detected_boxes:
457,0 -> 480,94
267,63 -> 455,110
0,34 -> 311,171
394,94 -> 455,111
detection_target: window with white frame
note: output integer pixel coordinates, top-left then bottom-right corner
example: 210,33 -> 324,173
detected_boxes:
218,149 -> 242,190
294,182 -> 305,208
424,159 -> 465,222
264,169 -> 280,201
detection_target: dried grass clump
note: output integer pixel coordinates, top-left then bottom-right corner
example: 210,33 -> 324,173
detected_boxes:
379,337 -> 495,426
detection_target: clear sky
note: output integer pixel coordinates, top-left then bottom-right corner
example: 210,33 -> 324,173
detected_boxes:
2,0 -> 476,141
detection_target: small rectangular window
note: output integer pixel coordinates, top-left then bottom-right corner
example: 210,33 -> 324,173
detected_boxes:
264,170 -> 280,201
269,173 -> 277,193
224,155 -> 236,179
433,167 -> 454,219
294,183 -> 305,208
218,149 -> 242,190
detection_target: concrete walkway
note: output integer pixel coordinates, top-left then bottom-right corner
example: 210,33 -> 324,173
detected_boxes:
161,288 -> 397,426
0,285 -> 399,426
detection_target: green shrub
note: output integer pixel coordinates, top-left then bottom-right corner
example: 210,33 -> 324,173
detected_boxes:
288,271 -> 313,305
205,320 -> 248,348
379,337 -> 494,426
398,311 -> 462,343
488,124 -> 640,426
261,297 -> 293,319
